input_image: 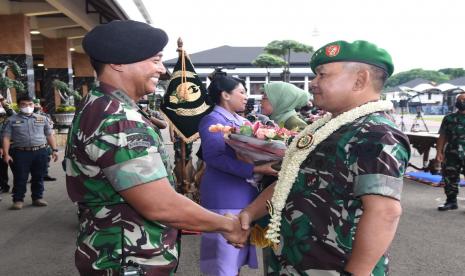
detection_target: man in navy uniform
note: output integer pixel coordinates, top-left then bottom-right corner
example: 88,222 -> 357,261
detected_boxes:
2,94 -> 59,210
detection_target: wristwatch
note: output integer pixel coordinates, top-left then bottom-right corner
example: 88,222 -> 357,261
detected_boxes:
52,148 -> 59,152
340,270 -> 353,276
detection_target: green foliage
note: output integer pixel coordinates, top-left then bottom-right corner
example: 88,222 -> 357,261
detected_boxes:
264,40 -> 313,61
252,53 -> 286,68
55,104 -> 76,113
52,79 -> 83,102
9,103 -> 19,112
385,68 -> 449,87
0,60 -> 25,93
261,40 -> 314,82
438,68 -> 465,79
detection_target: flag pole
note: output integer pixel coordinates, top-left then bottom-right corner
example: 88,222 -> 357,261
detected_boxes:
176,37 -> 189,195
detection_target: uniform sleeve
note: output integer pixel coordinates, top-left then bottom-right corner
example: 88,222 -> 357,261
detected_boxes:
438,115 -> 449,135
86,113 -> 168,192
350,126 -> 411,200
1,118 -> 13,138
43,116 -> 53,136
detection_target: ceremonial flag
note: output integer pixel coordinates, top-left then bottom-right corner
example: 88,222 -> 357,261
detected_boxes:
161,48 -> 213,143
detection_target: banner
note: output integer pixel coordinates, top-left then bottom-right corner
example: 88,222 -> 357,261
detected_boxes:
161,50 -> 213,143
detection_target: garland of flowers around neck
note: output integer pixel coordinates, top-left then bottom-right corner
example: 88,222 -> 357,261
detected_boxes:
265,100 -> 394,244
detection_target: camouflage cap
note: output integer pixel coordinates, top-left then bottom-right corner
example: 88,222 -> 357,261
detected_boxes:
310,40 -> 394,77
83,20 -> 168,64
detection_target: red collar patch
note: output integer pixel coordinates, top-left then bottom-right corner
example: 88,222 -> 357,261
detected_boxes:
325,45 -> 340,57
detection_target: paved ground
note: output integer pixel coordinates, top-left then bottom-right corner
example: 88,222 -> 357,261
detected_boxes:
1,127 -> 465,275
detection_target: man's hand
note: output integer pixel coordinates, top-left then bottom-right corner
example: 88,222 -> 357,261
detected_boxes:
435,152 -> 444,163
221,214 -> 250,248
51,152 -> 59,162
253,162 -> 279,176
3,154 -> 12,165
238,210 -> 253,231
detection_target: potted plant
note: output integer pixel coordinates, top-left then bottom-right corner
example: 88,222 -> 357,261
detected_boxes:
52,79 -> 81,127
0,60 -> 25,101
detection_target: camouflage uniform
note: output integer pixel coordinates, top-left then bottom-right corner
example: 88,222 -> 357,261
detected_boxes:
438,113 -> 465,201
267,112 -> 410,276
65,83 -> 179,275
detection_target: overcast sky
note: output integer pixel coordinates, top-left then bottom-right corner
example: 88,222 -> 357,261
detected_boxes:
135,0 -> 464,74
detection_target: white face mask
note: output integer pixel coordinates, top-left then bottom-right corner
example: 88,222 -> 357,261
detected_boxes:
20,106 -> 34,114
0,106 -> 5,114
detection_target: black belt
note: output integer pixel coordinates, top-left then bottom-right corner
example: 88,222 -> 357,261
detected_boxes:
14,144 -> 47,151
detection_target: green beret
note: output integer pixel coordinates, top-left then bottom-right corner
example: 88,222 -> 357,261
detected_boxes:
310,40 -> 394,77
83,20 -> 168,64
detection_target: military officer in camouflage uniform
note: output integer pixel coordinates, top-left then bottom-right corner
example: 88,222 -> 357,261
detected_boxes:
237,41 -> 410,276
65,20 -> 247,276
436,93 -> 465,211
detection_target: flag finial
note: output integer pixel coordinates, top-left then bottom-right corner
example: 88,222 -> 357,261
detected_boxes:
177,37 -> 183,52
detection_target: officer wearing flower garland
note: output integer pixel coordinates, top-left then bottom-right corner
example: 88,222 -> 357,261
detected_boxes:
436,93 -> 465,211
238,40 -> 410,276
65,20 -> 247,275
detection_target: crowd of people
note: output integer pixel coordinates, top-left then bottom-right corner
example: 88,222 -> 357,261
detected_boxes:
1,19 -> 464,276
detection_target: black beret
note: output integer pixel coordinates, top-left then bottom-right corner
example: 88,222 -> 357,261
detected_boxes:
83,20 -> 168,64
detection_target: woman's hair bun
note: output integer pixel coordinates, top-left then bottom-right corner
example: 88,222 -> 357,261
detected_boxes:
208,67 -> 227,81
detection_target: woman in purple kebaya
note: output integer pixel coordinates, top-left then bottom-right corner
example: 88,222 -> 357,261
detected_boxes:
198,74 -> 277,276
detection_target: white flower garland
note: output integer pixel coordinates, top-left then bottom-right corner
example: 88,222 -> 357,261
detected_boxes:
265,100 -> 394,244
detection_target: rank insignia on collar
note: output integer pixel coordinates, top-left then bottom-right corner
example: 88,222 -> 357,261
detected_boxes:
296,134 -> 314,150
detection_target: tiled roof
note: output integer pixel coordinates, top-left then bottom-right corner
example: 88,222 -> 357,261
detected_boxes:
164,45 -> 312,67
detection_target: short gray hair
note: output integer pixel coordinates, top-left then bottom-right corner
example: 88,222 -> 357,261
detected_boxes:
344,62 -> 388,91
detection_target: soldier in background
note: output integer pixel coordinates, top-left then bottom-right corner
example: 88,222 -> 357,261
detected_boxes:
436,93 -> 465,211
33,98 -> 56,181
0,94 -> 15,199
2,94 -> 59,210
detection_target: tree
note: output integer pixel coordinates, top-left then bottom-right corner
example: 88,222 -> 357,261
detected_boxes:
53,79 -> 82,113
438,68 -> 465,79
263,40 -> 313,82
0,60 -> 25,102
252,53 -> 286,83
385,68 -> 449,87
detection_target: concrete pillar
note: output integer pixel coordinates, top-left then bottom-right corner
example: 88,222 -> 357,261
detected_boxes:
72,53 -> 95,97
245,76 -> 251,96
43,37 -> 72,113
0,14 -> 35,101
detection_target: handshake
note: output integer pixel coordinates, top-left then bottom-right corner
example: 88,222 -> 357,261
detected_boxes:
220,211 -> 253,248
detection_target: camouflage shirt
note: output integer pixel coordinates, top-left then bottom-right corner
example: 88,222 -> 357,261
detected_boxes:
268,112 -> 410,276
65,83 -> 178,275
439,112 -> 465,158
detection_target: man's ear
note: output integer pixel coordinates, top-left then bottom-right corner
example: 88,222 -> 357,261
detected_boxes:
353,69 -> 369,91
108,64 -> 124,72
